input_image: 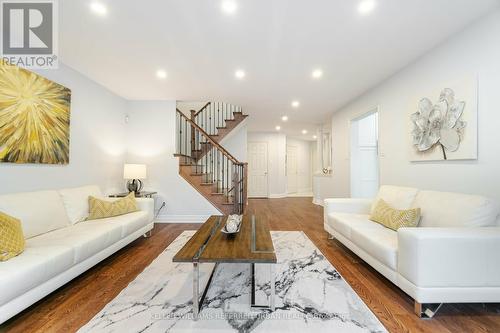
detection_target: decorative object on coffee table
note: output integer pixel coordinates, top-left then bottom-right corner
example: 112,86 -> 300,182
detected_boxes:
221,214 -> 242,234
123,164 -> 147,192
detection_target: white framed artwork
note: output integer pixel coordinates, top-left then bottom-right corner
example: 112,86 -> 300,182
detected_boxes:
409,77 -> 478,161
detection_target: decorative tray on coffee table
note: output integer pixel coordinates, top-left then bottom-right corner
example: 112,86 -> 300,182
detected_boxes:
221,215 -> 243,235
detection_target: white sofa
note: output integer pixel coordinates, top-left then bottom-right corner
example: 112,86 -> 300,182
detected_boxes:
0,185 -> 154,324
324,185 -> 500,317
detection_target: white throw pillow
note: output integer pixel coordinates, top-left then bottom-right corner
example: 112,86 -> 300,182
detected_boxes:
0,191 -> 70,238
371,185 -> 419,214
59,185 -> 103,224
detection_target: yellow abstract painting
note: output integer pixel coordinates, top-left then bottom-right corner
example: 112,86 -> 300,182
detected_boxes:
0,61 -> 71,164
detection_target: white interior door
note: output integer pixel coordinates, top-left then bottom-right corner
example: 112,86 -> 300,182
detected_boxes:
350,111 -> 379,198
248,142 -> 269,198
286,145 -> 298,194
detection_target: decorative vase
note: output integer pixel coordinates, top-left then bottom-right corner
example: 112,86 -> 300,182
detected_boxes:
126,179 -> 143,193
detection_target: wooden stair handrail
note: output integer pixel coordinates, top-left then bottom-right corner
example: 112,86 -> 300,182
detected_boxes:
176,109 -> 244,165
193,102 -> 211,118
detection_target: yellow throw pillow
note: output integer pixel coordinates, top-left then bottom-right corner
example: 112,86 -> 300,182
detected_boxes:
370,199 -> 421,231
0,211 -> 25,261
88,192 -> 138,220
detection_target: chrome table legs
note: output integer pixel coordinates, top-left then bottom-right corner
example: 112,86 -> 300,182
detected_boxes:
250,263 -> 276,311
192,262 -> 218,320
192,262 -> 276,320
193,262 -> 200,319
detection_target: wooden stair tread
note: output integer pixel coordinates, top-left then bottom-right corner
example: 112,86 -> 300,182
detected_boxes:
174,153 -> 195,159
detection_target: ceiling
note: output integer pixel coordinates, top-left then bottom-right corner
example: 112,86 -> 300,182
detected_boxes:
60,0 -> 499,139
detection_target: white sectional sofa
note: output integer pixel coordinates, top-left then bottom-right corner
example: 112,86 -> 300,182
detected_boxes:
0,185 -> 154,324
324,185 -> 500,318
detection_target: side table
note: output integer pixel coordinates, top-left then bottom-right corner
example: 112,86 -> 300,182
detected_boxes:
109,191 -> 157,198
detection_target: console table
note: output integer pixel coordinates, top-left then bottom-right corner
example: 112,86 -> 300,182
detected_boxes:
108,191 -> 157,198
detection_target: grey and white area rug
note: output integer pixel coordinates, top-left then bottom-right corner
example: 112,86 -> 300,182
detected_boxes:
79,231 -> 386,333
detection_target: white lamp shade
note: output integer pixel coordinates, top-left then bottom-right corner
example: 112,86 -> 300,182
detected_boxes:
124,164 -> 147,179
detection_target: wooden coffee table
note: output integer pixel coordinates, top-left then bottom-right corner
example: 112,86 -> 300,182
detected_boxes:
173,215 -> 277,319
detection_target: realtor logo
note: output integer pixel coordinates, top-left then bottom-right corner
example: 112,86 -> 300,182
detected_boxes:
1,0 -> 58,68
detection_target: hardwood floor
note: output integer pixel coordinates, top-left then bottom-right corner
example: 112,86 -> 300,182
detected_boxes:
2,198 -> 499,332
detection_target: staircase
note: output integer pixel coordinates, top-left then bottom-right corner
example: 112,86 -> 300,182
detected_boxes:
175,102 -> 248,215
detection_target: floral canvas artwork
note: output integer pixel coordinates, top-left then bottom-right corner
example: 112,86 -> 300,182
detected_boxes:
0,61 -> 71,164
409,78 -> 477,161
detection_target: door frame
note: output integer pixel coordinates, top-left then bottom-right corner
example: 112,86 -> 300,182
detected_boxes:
286,144 -> 298,195
247,141 -> 269,198
349,106 -> 380,198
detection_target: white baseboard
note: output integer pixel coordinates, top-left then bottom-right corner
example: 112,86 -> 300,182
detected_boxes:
312,198 -> 324,206
287,192 -> 313,197
155,214 -> 211,223
268,193 -> 287,199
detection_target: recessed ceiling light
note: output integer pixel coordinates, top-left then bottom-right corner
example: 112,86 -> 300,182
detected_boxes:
281,115 -> 288,122
291,100 -> 300,108
156,69 -> 167,79
221,0 -> 237,15
311,69 -> 323,79
90,2 -> 107,16
235,69 -> 246,79
313,135 -> 318,139
302,130 -> 308,135
275,125 -> 281,131
358,0 -> 376,15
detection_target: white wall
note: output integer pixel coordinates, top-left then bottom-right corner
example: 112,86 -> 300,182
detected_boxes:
286,138 -> 313,195
125,101 -> 220,222
247,132 -> 287,197
0,63 -> 127,195
322,10 -> 500,203
220,123 -> 248,163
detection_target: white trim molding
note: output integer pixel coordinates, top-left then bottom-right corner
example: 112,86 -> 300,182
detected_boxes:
287,191 -> 313,198
312,198 -> 324,206
269,193 -> 288,199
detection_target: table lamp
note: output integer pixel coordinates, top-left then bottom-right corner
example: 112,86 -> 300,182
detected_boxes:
124,164 -> 147,193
